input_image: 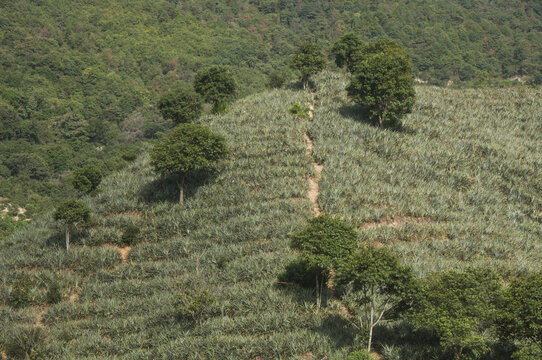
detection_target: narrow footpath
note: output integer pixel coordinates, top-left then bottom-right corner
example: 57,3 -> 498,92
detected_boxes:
304,97 -> 323,216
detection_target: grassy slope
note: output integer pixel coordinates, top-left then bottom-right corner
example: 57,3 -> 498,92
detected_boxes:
1,73 -> 541,358
0,87 -> 357,359
310,71 -> 542,277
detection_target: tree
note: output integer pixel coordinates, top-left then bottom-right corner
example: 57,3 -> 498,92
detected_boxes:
289,43 -> 327,89
331,33 -> 363,69
157,86 -> 202,124
150,123 -> 227,206
194,66 -> 237,114
72,164 -> 103,194
335,246 -> 416,353
497,273 -> 542,345
346,39 -> 415,128
291,215 -> 357,307
410,267 -> 502,360
53,199 -> 91,252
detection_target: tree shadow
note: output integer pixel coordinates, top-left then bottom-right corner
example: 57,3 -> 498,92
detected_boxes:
314,313 -> 357,349
338,104 -> 416,134
139,170 -> 215,204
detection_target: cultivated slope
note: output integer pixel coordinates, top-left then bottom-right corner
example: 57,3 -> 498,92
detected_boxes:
310,71 -> 542,276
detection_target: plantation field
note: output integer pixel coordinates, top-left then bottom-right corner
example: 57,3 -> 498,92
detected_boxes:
310,71 -> 542,276
1,73 -> 541,359
0,87 -> 365,359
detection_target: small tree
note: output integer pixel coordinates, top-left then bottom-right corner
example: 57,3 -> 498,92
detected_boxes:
335,246 -> 416,353
331,33 -> 363,70
289,43 -> 327,89
72,164 -> 103,194
150,123 -> 227,206
194,66 -> 237,114
157,86 -> 202,124
291,215 -> 357,307
347,39 -> 415,128
410,267 -> 502,360
53,199 -> 91,252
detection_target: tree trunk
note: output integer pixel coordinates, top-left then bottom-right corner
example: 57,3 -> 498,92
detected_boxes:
368,292 -> 375,352
65,228 -> 70,252
178,176 -> 185,206
378,115 -> 384,128
315,275 -> 321,308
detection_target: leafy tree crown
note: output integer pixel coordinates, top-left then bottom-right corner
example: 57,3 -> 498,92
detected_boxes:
72,164 -> 103,193
157,86 -> 203,124
53,199 -> 91,227
194,66 -> 237,105
150,123 -> 227,179
331,33 -> 363,69
289,43 -> 327,81
291,215 -> 357,270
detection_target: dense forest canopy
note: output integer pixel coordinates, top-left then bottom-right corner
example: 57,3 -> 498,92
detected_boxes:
0,0 -> 541,228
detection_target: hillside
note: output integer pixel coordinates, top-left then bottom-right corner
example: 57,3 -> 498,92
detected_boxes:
1,73 -> 541,359
1,0 -> 542,224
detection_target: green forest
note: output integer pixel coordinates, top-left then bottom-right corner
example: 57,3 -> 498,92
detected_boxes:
1,0 -> 542,359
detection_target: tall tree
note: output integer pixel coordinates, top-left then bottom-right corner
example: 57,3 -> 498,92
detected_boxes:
194,66 -> 237,114
53,199 -> 91,252
150,123 -> 227,206
347,39 -> 415,128
289,43 -> 327,89
291,215 -> 357,307
157,86 -> 203,124
335,246 -> 416,353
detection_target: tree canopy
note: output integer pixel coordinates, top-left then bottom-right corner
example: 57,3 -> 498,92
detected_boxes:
194,66 -> 237,113
150,123 -> 227,205
72,164 -> 103,194
346,39 -> 415,128
53,199 -> 91,251
289,43 -> 327,89
157,86 -> 203,124
331,33 -> 363,69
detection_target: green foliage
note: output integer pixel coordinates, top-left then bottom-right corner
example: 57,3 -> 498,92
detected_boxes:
8,276 -> 36,308
53,199 -> 91,228
267,71 -> 288,89
347,40 -> 415,128
332,33 -> 363,69
345,350 -> 372,360
278,258 -> 329,288
45,279 -> 62,305
4,326 -> 46,360
497,273 -> 542,344
410,267 -> 502,359
289,43 -> 327,89
289,102 -> 310,119
291,215 -> 357,271
72,164 -> 103,194
150,123 -> 227,204
120,224 -> 141,246
194,66 -> 237,112
176,284 -> 215,325
512,343 -> 542,360
158,86 -> 203,124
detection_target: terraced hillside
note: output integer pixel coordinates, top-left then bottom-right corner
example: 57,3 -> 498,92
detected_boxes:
1,74 -> 541,359
0,88 -> 358,359
310,71 -> 542,276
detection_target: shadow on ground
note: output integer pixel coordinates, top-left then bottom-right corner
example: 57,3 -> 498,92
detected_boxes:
139,170 -> 215,204
338,104 -> 416,134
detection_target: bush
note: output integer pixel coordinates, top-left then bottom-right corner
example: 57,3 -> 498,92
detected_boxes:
4,326 -> 46,359
289,102 -> 310,119
346,350 -> 372,360
120,224 -> 141,246
8,276 -> 35,308
176,284 -> 215,325
512,343 -> 542,360
46,280 -> 62,305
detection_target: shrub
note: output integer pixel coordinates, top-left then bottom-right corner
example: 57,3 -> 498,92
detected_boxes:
8,276 -> 35,308
4,326 -> 46,359
289,103 -> 310,119
176,284 -> 215,325
120,224 -> 141,246
346,350 -> 372,360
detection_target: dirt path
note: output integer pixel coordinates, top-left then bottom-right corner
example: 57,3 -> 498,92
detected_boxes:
119,246 -> 131,264
305,100 -> 322,216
